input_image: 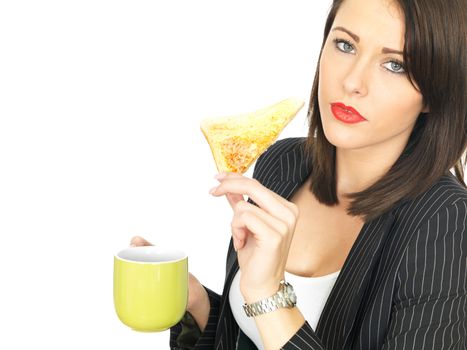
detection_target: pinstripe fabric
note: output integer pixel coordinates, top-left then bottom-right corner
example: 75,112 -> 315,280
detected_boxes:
170,137 -> 467,349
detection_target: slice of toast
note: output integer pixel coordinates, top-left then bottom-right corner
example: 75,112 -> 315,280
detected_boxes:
200,97 -> 305,174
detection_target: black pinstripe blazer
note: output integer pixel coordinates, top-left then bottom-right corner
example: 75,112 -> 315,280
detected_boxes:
170,137 -> 467,350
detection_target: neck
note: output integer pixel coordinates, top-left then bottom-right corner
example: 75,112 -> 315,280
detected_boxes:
335,143 -> 404,199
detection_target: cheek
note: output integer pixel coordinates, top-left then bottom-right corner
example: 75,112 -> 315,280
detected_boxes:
318,49 -> 337,102
318,46 -> 350,102
371,78 -> 424,127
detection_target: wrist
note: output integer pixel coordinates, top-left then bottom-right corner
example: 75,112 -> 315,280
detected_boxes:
186,284 -> 209,314
186,285 -> 210,332
241,283 -> 282,305
242,280 -> 297,318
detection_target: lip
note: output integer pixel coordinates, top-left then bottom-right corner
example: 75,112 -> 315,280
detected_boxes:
330,102 -> 367,124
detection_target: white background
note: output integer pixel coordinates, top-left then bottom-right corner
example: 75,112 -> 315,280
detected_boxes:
0,1 -> 332,349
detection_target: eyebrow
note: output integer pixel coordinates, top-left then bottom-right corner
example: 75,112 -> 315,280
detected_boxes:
332,26 -> 404,55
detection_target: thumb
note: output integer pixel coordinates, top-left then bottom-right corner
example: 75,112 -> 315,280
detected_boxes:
130,236 -> 153,247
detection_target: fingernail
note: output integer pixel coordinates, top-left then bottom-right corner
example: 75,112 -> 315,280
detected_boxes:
209,186 -> 217,194
130,243 -> 136,247
214,173 -> 226,180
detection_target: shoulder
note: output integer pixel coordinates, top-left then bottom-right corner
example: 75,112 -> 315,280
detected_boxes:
394,172 -> 467,225
428,173 -> 467,203
396,189 -> 467,305
395,173 -> 467,271
252,137 -> 307,182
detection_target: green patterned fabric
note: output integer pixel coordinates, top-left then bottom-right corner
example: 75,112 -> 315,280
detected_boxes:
176,312 -> 202,349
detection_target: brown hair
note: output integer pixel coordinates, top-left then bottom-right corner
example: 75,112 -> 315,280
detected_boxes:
306,0 -> 467,221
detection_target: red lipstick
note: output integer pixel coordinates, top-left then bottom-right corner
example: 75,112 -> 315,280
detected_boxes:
330,102 -> 367,124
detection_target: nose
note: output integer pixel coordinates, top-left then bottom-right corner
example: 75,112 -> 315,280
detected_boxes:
342,57 -> 370,97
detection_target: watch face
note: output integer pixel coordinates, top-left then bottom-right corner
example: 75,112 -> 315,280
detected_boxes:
285,283 -> 297,304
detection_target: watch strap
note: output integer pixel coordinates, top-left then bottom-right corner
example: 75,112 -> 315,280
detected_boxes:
242,280 -> 296,317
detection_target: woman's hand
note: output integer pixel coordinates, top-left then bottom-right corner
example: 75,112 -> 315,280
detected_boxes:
130,236 -> 210,331
209,172 -> 299,304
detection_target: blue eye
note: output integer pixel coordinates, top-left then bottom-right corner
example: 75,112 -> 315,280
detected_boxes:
332,37 -> 406,76
383,60 -> 406,74
333,38 -> 354,53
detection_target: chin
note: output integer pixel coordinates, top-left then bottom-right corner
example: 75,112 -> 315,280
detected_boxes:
322,124 -> 370,150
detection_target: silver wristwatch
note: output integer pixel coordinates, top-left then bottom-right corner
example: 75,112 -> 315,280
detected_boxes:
243,280 -> 297,317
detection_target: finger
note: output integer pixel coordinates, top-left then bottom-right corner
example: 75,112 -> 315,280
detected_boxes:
212,173 -> 245,208
212,173 -> 245,210
215,173 -> 293,209
130,236 -> 153,247
231,201 -> 291,251
233,200 -> 290,238
212,177 -> 298,224
226,193 -> 245,210
218,174 -> 251,211
233,210 -> 282,249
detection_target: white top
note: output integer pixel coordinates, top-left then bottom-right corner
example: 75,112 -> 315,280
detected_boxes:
228,268 -> 340,350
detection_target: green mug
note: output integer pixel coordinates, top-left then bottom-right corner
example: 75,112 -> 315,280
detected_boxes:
114,246 -> 188,332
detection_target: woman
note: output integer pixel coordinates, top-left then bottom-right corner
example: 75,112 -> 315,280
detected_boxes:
132,0 -> 466,348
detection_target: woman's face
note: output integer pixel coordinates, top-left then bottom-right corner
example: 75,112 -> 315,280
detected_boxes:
318,0 -> 427,154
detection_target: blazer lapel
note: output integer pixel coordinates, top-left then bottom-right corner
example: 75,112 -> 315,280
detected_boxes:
315,211 -> 396,349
